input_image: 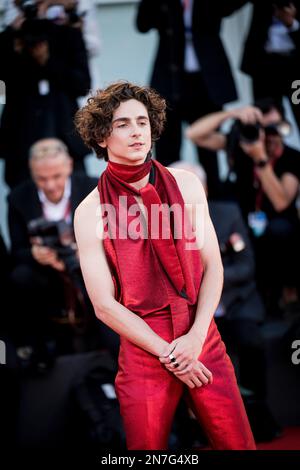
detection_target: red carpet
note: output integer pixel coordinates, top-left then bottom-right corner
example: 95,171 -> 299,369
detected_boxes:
256,427 -> 300,450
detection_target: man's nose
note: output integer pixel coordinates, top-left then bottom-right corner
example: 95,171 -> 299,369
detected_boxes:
44,180 -> 56,191
131,123 -> 142,136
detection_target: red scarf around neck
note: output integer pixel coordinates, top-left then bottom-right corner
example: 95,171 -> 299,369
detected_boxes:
98,157 -> 203,306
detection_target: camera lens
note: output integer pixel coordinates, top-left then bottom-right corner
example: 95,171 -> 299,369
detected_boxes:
239,122 -> 261,144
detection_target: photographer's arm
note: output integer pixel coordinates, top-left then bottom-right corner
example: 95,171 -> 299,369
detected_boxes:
256,166 -> 299,212
240,140 -> 299,212
185,110 -> 229,151
74,192 -> 169,358
185,106 -> 263,151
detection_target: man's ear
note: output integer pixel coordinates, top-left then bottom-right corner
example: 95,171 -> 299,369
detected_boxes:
98,140 -> 107,149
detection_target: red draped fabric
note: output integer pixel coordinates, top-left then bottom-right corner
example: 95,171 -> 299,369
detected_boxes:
97,157 -> 256,450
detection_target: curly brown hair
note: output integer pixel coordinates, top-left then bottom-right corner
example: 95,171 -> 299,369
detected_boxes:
74,81 -> 166,160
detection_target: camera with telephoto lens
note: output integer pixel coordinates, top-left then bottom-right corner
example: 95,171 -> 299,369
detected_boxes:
28,217 -> 79,274
234,120 -> 291,144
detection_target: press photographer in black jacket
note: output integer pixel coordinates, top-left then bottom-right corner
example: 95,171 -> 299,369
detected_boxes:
186,99 -> 300,311
7,138 -> 100,368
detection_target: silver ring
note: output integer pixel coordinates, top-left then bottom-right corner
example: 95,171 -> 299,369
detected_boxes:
169,353 -> 176,363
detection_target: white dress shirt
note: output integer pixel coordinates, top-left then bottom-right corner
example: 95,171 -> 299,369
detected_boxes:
181,0 -> 201,72
265,17 -> 300,54
38,178 -> 72,223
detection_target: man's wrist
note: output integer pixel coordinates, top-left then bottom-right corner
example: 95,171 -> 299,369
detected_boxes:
188,328 -> 206,345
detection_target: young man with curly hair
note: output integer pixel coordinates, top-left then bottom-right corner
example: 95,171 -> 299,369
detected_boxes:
73,81 -> 256,450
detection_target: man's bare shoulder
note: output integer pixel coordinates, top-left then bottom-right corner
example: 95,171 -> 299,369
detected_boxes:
75,187 -> 100,219
166,167 -> 206,204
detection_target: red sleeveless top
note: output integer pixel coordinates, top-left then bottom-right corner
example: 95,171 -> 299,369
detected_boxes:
97,158 -> 204,338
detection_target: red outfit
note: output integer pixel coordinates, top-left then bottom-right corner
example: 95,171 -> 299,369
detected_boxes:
98,157 -> 256,450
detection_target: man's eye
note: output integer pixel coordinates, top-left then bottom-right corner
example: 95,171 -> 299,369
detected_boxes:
139,121 -> 147,126
118,123 -> 127,128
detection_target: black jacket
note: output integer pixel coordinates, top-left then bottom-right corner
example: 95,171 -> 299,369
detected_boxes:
0,20 -> 91,186
7,172 -> 98,266
241,0 -> 300,76
209,201 -> 265,321
136,0 -> 247,106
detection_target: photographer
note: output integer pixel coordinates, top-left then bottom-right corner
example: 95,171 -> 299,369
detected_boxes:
186,99 -> 300,312
241,0 -> 300,131
0,7 -> 91,188
7,138 -> 99,368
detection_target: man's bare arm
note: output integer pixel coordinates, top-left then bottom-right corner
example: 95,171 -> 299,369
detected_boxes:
189,176 -> 224,342
74,190 -> 169,357
185,106 -> 263,151
240,139 -> 300,212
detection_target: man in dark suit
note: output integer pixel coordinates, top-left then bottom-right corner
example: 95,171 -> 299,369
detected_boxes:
136,0 -> 247,197
7,138 -> 98,367
241,1 -> 300,130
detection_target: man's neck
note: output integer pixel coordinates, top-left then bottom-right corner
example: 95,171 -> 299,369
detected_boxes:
129,173 -> 150,190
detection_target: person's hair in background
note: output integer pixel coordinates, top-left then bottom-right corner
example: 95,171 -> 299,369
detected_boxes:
74,81 -> 166,160
29,138 -> 70,164
254,97 -> 285,118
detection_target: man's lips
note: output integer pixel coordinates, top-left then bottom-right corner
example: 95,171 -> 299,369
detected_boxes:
129,142 -> 144,148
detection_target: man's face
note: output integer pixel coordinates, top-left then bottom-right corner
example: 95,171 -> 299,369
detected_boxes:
261,108 -> 284,156
31,153 -> 73,203
100,99 -> 152,165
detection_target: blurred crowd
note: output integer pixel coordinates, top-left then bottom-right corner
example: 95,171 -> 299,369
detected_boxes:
0,0 -> 300,452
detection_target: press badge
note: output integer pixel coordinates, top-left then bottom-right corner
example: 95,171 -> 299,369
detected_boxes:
248,211 -> 268,237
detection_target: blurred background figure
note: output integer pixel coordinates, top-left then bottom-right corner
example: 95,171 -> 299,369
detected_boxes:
0,1 -> 91,188
241,1 -> 300,131
186,99 -> 300,315
136,0 -> 248,198
7,138 -> 100,370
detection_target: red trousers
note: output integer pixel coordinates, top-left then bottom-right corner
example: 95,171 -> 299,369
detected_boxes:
115,310 -> 256,450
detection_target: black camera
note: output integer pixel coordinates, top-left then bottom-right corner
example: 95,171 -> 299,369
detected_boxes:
236,121 -> 261,144
234,120 -> 291,144
28,217 -> 79,273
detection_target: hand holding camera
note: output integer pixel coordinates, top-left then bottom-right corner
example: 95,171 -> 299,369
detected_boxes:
31,239 -> 66,271
230,106 -> 263,126
240,134 -> 268,164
